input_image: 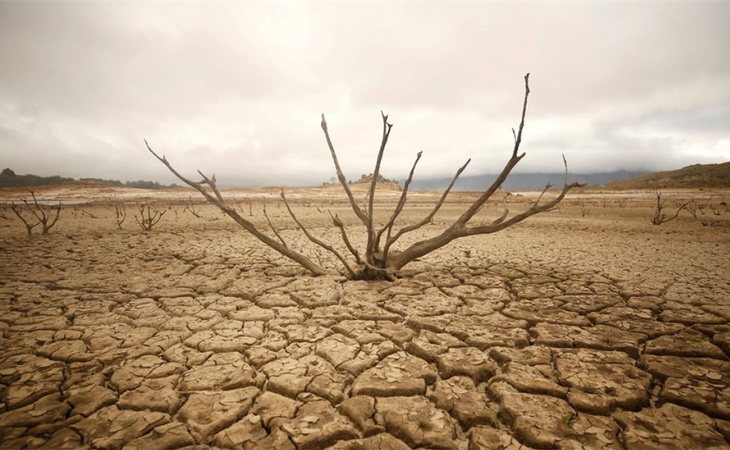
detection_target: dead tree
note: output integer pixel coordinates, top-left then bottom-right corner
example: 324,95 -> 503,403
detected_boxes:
10,191 -> 61,235
147,74 -> 583,279
114,203 -> 127,230
650,190 -> 689,225
134,203 -> 166,232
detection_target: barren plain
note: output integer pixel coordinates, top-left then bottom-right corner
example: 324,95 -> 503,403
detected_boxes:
0,186 -> 728,449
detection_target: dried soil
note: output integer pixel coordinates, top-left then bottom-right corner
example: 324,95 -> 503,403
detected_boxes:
0,187 -> 728,449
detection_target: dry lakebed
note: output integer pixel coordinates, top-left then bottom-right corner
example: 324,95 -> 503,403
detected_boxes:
0,186 -> 728,449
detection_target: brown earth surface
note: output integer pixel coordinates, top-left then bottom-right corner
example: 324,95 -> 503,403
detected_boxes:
0,186 -> 729,449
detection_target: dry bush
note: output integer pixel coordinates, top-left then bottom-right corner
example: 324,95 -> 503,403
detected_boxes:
9,190 -> 61,235
650,190 -> 689,225
134,203 -> 166,232
147,74 -> 582,279
113,203 -> 127,230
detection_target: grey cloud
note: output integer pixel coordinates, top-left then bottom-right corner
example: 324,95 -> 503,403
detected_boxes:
0,2 -> 728,186
630,106 -> 730,136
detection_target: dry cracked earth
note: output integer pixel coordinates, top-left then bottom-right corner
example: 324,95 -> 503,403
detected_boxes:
0,191 -> 729,449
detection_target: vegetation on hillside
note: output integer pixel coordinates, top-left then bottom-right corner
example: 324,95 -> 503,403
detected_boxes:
605,162 -> 730,189
0,168 -> 175,189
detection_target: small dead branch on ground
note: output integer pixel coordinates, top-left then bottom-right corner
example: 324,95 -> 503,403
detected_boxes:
79,208 -> 98,219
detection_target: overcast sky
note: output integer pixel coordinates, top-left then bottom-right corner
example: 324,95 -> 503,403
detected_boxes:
1,2 -> 728,187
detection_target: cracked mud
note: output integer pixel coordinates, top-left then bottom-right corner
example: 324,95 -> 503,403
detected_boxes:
0,190 -> 728,449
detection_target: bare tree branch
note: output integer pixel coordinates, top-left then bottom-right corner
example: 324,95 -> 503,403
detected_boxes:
365,112 -> 394,263
330,211 -> 362,264
23,191 -> 46,224
10,202 -> 39,235
491,188 -> 510,226
455,73 -> 530,226
45,203 -> 61,233
651,190 -> 689,225
384,157 -> 471,258
145,140 -> 329,276
374,150 -> 422,255
385,75 -> 584,270
281,190 -> 355,278
263,202 -> 288,249
321,115 -> 368,225
463,157 -> 582,235
114,202 -> 127,229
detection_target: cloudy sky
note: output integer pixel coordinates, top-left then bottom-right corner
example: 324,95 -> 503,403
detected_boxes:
1,2 -> 728,187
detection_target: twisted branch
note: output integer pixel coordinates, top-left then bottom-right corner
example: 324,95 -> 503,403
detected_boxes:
281,190 -> 355,277
145,140 -> 328,276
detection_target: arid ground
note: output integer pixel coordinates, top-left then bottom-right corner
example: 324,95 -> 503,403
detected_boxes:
0,186 -> 728,449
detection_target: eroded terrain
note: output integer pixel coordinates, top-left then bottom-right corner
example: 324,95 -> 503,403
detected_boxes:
0,189 -> 729,449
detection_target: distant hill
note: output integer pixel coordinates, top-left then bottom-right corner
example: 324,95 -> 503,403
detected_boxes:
410,170 -> 646,192
603,162 -> 730,189
0,168 -> 176,189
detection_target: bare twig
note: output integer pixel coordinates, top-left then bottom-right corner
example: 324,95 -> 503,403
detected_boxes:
263,202 -> 288,249
10,202 -> 40,235
651,190 -> 688,225
281,190 -> 355,278
385,76 -> 584,270
383,158 -> 471,259
330,211 -> 362,264
365,112 -> 394,264
321,115 -> 368,225
374,150 -> 422,256
492,188 -> 510,225
114,202 -> 127,230
145,140 -> 328,276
